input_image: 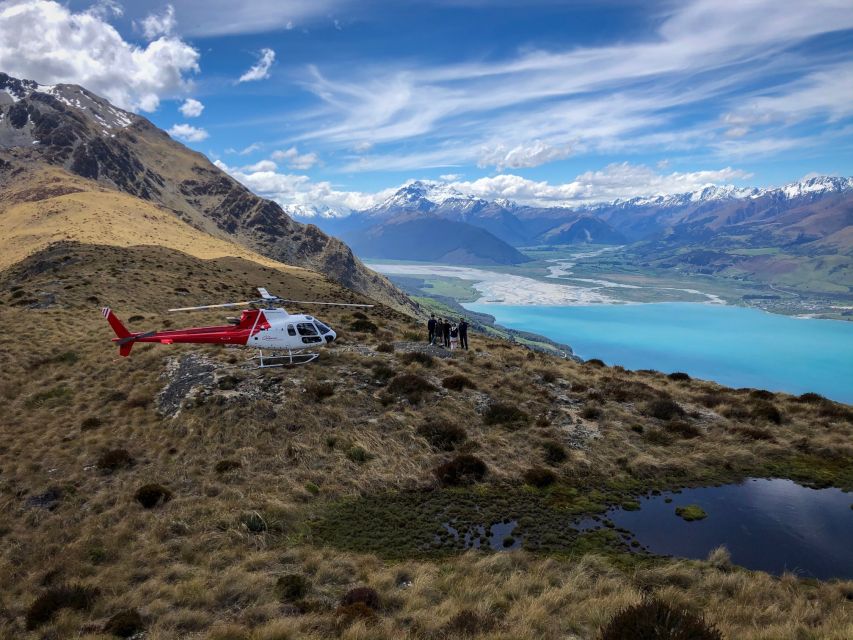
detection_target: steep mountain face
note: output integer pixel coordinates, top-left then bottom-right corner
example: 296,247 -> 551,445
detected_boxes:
0,72 -> 414,313
342,212 -> 532,265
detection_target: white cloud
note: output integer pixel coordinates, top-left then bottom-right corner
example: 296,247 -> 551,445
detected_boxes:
0,0 -> 199,113
168,123 -> 209,142
446,164 -> 752,207
243,159 -> 277,172
271,146 -> 318,169
215,159 -> 393,217
238,48 -> 276,83
140,4 -> 175,39
478,140 -> 571,170
179,97 -> 204,117
216,158 -> 753,216
439,174 -> 461,181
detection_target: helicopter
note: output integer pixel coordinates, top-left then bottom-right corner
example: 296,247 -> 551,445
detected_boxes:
103,287 -> 373,367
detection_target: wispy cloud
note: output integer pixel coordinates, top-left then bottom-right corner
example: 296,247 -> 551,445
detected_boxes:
238,48 -> 276,83
288,0 -> 853,171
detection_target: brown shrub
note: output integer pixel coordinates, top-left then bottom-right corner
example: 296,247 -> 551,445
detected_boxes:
417,420 -> 467,451
125,394 -> 149,409
26,584 -> 98,629
335,603 -> 377,628
524,466 -> 557,488
134,484 -> 172,509
442,374 -> 476,391
305,381 -> 335,403
96,448 -> 134,473
644,428 -> 674,446
483,402 -> 528,427
797,392 -> 825,404
350,319 -> 378,333
585,358 -> 606,367
667,372 -> 691,381
434,454 -> 488,486
399,351 -> 435,367
80,416 -> 102,431
643,397 -> 685,420
376,342 -> 395,353
340,586 -> 380,610
103,608 -> 144,637
538,369 -> 558,383
542,440 -> 568,465
581,403 -> 602,420
215,459 -> 241,473
751,400 -> 782,424
664,420 -> 701,439
387,373 -> 436,403
600,598 -> 722,640
276,574 -> 310,602
371,362 -> 396,383
442,609 -> 495,637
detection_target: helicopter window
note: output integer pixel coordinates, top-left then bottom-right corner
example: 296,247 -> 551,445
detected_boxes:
296,323 -> 319,336
314,321 -> 331,335
287,325 -> 296,336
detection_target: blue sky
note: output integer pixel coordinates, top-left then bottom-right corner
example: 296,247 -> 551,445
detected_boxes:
2,0 -> 852,213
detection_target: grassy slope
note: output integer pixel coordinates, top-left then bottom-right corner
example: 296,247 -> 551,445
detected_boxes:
0,168 -> 295,272
1,243 -> 852,639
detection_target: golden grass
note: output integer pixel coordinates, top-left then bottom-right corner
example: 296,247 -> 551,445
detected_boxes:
0,168 -> 300,272
1,243 -> 852,638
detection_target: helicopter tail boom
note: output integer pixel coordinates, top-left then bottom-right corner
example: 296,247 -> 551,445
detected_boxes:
102,308 -> 137,357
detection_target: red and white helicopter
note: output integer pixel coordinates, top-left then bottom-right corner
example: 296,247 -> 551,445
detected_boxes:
103,288 -> 373,367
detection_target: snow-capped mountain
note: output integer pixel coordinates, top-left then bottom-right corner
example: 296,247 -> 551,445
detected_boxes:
608,176 -> 853,209
0,73 -> 135,136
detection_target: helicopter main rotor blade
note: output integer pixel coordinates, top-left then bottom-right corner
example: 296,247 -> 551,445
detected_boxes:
168,300 -> 257,312
279,299 -> 374,307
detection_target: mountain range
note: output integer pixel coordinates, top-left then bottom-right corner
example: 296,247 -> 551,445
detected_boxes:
0,72 -> 414,314
303,177 -> 853,293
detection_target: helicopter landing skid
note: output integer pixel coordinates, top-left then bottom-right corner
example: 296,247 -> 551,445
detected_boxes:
252,349 -> 319,368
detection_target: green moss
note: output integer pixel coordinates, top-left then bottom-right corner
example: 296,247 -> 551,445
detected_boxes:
675,504 -> 707,521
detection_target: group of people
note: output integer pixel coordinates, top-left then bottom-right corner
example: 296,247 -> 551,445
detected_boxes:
427,314 -> 469,350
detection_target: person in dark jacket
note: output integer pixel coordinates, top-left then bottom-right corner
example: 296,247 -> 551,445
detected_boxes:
427,314 -> 437,345
458,318 -> 469,350
442,318 -> 451,347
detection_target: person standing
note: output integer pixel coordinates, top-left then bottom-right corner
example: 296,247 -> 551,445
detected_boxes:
442,318 -> 451,348
427,314 -> 437,345
458,317 -> 469,350
450,322 -> 459,350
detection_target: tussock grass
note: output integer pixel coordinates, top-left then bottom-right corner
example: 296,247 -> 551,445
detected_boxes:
600,598 -> 722,640
134,483 -> 172,508
2,243 -> 853,639
102,608 -> 144,637
434,454 -> 488,486
25,584 -> 98,630
417,420 -> 467,451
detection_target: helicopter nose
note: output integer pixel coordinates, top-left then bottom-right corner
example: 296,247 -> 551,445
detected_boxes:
325,331 -> 336,344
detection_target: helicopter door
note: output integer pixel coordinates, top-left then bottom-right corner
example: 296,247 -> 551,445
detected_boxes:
296,322 -> 322,344
287,325 -> 297,336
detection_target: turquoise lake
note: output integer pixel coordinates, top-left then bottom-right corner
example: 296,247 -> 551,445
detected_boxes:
463,302 -> 853,404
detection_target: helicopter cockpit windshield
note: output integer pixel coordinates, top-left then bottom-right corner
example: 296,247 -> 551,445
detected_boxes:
314,320 -> 332,335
